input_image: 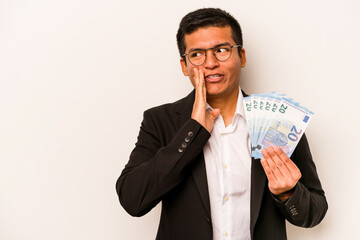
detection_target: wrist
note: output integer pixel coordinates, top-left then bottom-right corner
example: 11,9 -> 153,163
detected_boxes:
276,188 -> 295,202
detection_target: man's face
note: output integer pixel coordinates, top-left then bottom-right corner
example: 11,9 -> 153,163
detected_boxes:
180,26 -> 246,99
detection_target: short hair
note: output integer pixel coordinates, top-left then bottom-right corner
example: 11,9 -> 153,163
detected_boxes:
176,8 -> 243,61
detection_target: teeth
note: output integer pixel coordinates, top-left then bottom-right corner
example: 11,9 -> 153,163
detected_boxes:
207,75 -> 220,78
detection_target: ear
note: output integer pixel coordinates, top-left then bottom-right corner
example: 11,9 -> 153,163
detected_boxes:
180,58 -> 189,76
240,48 -> 247,68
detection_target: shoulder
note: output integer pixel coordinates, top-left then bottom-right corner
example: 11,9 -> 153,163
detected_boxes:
139,90 -> 196,143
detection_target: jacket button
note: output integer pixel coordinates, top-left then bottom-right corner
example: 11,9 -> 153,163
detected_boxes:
184,137 -> 190,143
188,131 -> 194,137
178,148 -> 184,153
181,142 -> 187,148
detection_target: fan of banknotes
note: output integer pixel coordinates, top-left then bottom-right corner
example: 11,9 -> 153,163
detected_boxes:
243,92 -> 314,159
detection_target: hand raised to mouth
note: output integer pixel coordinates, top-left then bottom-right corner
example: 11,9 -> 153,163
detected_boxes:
191,68 -> 221,133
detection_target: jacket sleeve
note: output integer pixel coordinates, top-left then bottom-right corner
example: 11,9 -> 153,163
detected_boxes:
116,109 -> 210,217
272,134 -> 328,227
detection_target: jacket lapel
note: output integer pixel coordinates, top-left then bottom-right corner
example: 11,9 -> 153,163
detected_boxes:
173,90 -> 211,216
191,154 -> 211,216
250,158 -> 267,235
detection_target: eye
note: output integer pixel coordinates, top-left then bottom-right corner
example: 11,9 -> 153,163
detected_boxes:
216,46 -> 231,53
189,50 -> 205,58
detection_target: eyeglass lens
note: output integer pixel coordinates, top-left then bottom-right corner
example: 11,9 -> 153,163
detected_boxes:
188,44 -> 233,66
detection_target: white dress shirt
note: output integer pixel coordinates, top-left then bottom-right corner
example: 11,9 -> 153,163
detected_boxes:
203,88 -> 252,240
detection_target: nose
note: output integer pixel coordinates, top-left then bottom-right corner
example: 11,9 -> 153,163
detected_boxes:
204,50 -> 219,69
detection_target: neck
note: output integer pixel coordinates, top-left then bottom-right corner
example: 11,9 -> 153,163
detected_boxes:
207,88 -> 240,126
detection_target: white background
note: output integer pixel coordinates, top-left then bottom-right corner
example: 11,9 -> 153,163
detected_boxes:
1,0 -> 359,239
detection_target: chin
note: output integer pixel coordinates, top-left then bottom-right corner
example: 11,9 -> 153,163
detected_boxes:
206,90 -> 225,98
205,85 -> 225,94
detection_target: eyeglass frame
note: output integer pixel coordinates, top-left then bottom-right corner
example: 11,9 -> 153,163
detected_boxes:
182,43 -> 242,66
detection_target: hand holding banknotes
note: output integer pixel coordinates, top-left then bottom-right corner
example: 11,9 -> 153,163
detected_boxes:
191,68 -> 220,132
260,146 -> 302,201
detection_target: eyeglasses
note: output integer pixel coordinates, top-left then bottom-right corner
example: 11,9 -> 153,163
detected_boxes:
182,43 -> 242,66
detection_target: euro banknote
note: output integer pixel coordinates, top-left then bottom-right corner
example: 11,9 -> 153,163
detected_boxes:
243,92 -> 314,159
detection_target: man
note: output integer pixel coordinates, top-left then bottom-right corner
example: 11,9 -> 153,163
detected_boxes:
116,8 -> 327,240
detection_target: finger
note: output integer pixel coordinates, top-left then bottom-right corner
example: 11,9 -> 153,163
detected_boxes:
198,69 -> 206,102
273,146 -> 301,180
266,146 -> 292,179
193,68 -> 202,105
209,108 -> 220,120
262,148 -> 293,195
193,68 -> 200,89
260,157 -> 277,184
261,147 -> 282,182
193,68 -> 204,102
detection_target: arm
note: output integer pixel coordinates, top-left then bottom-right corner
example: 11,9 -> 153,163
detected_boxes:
260,135 -> 328,227
116,68 -> 219,217
116,113 -> 210,217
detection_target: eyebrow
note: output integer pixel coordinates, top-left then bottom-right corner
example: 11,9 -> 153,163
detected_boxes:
188,42 -> 232,52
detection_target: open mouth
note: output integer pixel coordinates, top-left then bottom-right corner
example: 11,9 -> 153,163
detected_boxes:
205,74 -> 224,82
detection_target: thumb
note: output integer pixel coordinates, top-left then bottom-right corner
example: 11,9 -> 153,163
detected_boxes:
209,108 -> 221,120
